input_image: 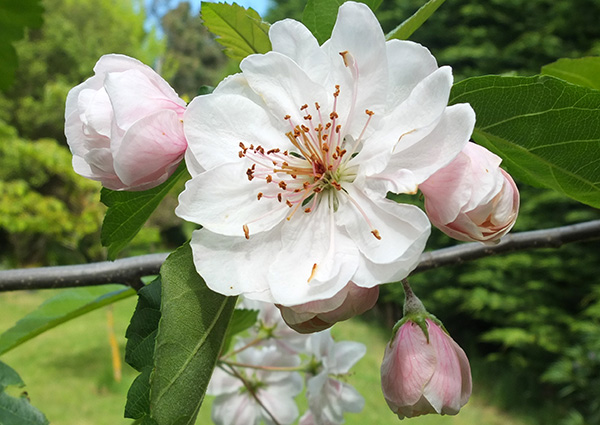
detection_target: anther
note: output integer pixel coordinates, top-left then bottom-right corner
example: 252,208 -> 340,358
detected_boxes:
257,192 -> 263,200
371,229 -> 382,240
279,181 -> 287,190
308,263 -> 318,283
243,224 -> 250,240
283,114 -> 291,120
266,175 -> 272,183
277,193 -> 282,202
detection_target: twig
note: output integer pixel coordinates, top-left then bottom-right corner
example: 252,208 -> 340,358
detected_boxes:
0,220 -> 599,292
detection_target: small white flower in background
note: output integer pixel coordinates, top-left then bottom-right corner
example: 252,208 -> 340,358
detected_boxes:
420,142 -> 520,243
176,1 -> 475,310
208,345 -> 303,425
65,54 -> 187,191
304,330 -> 366,424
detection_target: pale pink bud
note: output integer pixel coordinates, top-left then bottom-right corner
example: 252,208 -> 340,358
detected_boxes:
420,142 -> 519,243
65,54 -> 188,191
278,282 -> 379,334
381,319 -> 472,419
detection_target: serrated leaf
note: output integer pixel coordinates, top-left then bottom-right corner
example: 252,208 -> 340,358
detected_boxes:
124,279 -> 161,420
0,285 -> 135,355
385,0 -> 446,41
201,2 -> 271,61
0,361 -> 48,425
302,0 -> 382,45
221,308 -> 259,354
101,163 -> 186,260
0,0 -> 44,90
450,75 -> 600,208
542,57 -> 600,91
150,243 -> 237,425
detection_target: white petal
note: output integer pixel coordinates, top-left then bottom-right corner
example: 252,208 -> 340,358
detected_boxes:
269,19 -> 329,82
176,161 -> 289,237
212,392 -> 260,425
113,109 -> 186,187
207,366 -> 243,395
336,380 -> 365,413
268,201 -> 359,306
241,51 -> 331,125
260,383 -> 301,425
188,229 -> 277,301
331,340 -> 366,374
385,39 -> 438,109
184,92 -> 289,170
385,103 -> 475,184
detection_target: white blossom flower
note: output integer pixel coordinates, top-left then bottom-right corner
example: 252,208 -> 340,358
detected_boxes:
304,330 -> 366,424
176,1 -> 475,306
208,345 -> 303,425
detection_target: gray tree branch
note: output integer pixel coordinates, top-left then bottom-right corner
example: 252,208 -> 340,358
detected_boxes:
1,220 -> 599,292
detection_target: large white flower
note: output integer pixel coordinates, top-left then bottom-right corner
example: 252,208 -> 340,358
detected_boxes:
176,1 -> 475,306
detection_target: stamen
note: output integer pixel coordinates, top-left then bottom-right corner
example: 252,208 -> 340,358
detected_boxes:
243,224 -> 250,240
308,263 -> 318,283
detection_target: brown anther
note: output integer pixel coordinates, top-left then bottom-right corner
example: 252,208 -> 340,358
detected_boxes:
340,50 -> 350,66
304,208 -> 312,213
266,175 -> 273,183
304,114 -> 312,120
257,192 -> 263,200
325,123 -> 332,130
286,199 -> 293,208
328,165 -> 334,171
283,151 -> 289,156
308,263 -> 318,282
315,102 -> 320,110
239,142 -> 246,149
313,187 -> 322,193
283,161 -> 289,167
249,144 -> 254,150
294,188 -> 301,193
322,143 -> 329,152
322,134 -> 329,141
301,125 -> 310,132
243,224 -> 250,240
300,104 -> 309,110
331,181 -> 342,190
277,193 -> 282,202
334,85 -> 340,97
284,114 -> 291,120
267,148 -> 280,155
279,181 -> 287,190
335,124 -> 341,133
238,151 -> 244,158
330,112 -> 339,120
291,174 -> 297,179
246,169 -> 254,181
371,229 -> 382,240
303,181 -> 310,189
366,109 -> 374,116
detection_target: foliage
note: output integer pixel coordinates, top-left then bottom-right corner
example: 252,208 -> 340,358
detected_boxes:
0,0 -> 44,91
450,74 -> 600,209
0,360 -> 48,425
161,2 -> 229,97
542,57 -> 600,90
385,0 -> 445,41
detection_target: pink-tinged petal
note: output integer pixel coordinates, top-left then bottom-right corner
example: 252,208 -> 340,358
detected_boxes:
104,69 -> 185,131
298,412 -> 316,425
113,109 -> 186,188
188,229 -> 277,301
211,392 -> 261,425
381,321 -> 437,407
176,161 -> 289,237
422,320 -> 469,414
385,39 -> 438,109
241,51 -> 331,125
184,92 -> 288,170
460,143 -> 504,210
395,395 -> 436,419
268,203 -> 359,306
269,19 -> 329,83
384,103 -> 475,184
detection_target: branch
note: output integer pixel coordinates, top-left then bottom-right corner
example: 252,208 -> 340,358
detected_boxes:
1,220 -> 599,292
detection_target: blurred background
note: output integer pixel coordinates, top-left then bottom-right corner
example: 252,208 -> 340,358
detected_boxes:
1,0 -> 600,424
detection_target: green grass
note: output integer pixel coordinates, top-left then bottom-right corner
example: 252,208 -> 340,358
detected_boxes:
0,288 -> 530,425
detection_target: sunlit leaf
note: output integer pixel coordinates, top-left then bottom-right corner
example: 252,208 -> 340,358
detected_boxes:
450,75 -> 600,208
124,278 -> 161,421
385,0 -> 446,41
201,2 -> 271,61
0,361 -> 48,425
542,57 -> 600,91
101,163 -> 186,260
0,285 -> 135,355
150,243 -> 237,425
302,0 -> 382,45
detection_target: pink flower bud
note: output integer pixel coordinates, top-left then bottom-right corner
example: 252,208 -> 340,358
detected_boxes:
65,54 -> 188,191
420,142 -> 519,243
278,282 -> 379,334
381,319 -> 472,419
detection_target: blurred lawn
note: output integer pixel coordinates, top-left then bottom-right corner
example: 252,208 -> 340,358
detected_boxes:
0,288 -> 529,425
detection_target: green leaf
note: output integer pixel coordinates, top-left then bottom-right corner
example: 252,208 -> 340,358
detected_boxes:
0,361 -> 48,425
0,285 -> 135,355
201,2 -> 271,62
221,308 -> 259,355
124,279 -> 161,420
450,75 -> 600,208
302,0 -> 382,45
541,57 -> 600,91
0,0 -> 44,90
385,0 -> 446,41
101,163 -> 186,260
150,243 -> 237,425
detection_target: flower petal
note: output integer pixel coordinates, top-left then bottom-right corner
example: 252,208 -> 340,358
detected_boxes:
113,109 -> 186,187
184,92 -> 289,170
188,229 -> 277,302
331,340 -> 366,374
176,161 -> 289,237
